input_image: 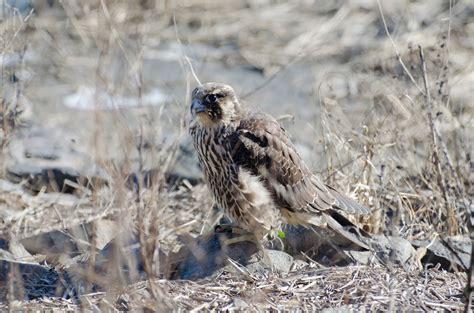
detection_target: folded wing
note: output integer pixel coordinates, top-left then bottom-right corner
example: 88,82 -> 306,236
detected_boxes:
228,110 -> 370,215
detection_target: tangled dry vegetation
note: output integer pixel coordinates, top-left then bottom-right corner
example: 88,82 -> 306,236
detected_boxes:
0,0 -> 472,311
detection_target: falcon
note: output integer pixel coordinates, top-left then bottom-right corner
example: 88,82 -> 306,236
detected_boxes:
189,82 -> 370,250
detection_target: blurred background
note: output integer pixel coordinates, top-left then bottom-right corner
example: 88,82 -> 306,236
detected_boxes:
0,0 -> 472,310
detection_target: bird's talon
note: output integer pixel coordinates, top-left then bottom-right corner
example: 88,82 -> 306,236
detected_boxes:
222,234 -> 256,246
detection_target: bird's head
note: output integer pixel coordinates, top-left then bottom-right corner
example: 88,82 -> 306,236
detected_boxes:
190,82 -> 241,127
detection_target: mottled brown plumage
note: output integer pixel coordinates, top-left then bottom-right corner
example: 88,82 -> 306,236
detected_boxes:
189,82 -> 370,247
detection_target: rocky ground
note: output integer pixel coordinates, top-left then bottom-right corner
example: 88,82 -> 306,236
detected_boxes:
0,0 -> 472,311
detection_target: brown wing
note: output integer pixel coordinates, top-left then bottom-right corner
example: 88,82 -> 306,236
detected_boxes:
228,109 -> 369,215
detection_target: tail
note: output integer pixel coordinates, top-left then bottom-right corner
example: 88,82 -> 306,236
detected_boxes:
326,185 -> 371,214
316,209 -> 371,251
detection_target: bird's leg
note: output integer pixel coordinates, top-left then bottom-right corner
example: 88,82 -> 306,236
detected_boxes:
226,231 -> 271,266
252,242 -> 276,269
223,234 -> 256,245
252,230 -> 273,268
216,225 -> 273,268
215,224 -> 256,246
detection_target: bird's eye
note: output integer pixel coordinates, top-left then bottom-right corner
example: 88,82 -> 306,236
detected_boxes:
206,94 -> 218,104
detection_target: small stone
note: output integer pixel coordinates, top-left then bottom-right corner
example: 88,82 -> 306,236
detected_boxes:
246,249 -> 295,274
233,298 -> 250,308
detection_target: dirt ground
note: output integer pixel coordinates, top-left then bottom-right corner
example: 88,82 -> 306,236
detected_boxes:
0,0 -> 472,311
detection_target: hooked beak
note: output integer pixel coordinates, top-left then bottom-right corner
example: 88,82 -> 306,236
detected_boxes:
191,99 -> 206,114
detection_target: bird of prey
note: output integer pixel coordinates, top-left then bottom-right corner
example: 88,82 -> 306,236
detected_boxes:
189,82 -> 371,249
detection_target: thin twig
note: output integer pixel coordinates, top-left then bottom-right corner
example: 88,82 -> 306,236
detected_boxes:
173,13 -> 201,86
241,55 -> 299,99
418,45 -> 451,227
376,0 -> 424,95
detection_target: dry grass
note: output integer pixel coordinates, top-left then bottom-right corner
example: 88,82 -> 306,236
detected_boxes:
1,264 -> 466,311
0,0 -> 472,310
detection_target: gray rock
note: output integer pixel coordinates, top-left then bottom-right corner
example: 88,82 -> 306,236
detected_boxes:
166,225 -> 258,280
371,235 -> 417,270
411,235 -> 470,270
245,249 -> 295,274
7,164 -> 104,193
0,259 -> 68,301
272,224 -> 367,266
266,249 -> 295,273
346,251 -> 372,265
233,298 -> 250,309
20,219 -> 123,264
